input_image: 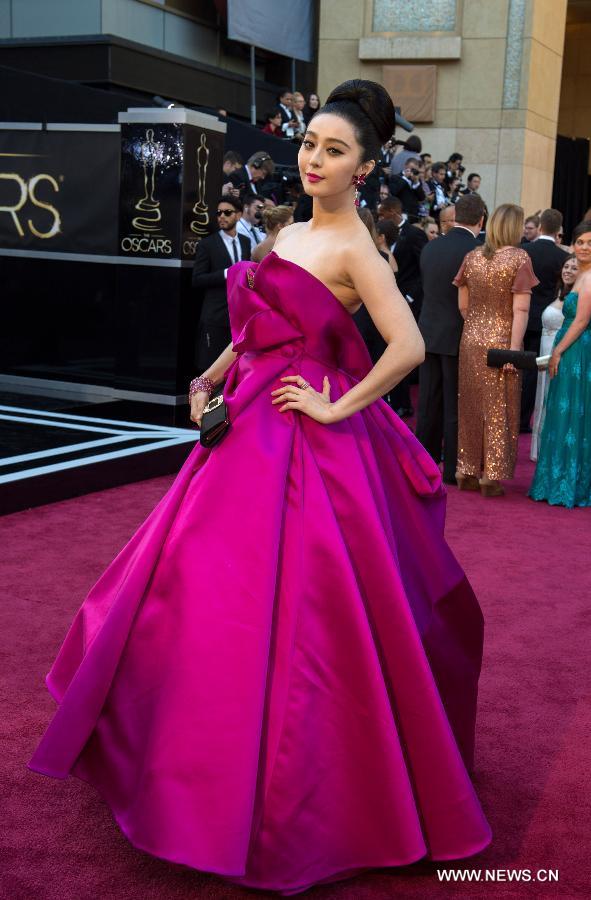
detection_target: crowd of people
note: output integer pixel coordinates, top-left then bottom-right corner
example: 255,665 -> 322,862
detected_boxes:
193,98 -> 591,510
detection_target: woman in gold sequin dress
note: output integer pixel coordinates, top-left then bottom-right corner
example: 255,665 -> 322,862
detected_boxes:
453,204 -> 538,496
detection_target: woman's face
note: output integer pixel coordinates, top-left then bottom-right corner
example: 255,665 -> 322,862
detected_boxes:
426,222 -> 439,240
562,257 -> 578,286
574,232 -> 591,265
308,93 -> 319,109
271,112 -> 282,127
298,113 -> 372,200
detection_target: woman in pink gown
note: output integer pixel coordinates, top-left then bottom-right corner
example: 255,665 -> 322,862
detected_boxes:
30,80 -> 491,894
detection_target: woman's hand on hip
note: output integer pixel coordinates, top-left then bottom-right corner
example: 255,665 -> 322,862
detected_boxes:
271,375 -> 334,424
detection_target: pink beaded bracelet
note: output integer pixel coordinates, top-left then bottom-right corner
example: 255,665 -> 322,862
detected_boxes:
188,375 -> 214,402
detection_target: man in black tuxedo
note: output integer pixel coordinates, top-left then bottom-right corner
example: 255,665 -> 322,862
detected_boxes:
520,208 -> 569,431
388,158 -> 426,222
192,195 -> 251,373
378,196 -> 427,415
415,194 -> 485,483
276,88 -> 299,139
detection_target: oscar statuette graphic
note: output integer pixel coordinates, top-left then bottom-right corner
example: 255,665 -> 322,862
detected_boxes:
132,128 -> 162,233
190,132 -> 210,236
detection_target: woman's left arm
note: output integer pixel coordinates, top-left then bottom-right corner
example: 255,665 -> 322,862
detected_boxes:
549,281 -> 591,377
458,285 -> 470,319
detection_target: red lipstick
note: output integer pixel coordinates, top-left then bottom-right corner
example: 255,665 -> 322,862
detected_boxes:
306,173 -> 324,183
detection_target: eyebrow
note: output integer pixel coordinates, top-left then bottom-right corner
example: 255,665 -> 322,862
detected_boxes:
304,129 -> 351,149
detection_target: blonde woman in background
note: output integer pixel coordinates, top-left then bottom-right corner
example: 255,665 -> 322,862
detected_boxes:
453,203 -> 538,496
251,205 -> 294,262
421,216 -> 439,241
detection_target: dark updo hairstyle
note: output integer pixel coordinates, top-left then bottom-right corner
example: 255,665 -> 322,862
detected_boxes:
312,79 -> 396,163
572,219 -> 591,243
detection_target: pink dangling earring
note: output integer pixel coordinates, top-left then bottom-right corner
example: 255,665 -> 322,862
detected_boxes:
353,173 -> 367,207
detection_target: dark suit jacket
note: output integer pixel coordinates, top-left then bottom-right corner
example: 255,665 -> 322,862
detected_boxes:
388,174 -> 425,220
524,238 -> 569,332
229,164 -> 257,198
418,226 -> 477,355
191,231 -> 251,326
394,220 -> 428,306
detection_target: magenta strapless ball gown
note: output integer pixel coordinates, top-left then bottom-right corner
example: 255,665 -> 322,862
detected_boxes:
29,251 -> 491,894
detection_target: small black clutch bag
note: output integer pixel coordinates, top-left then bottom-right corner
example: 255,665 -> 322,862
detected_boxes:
486,349 -> 539,370
199,389 -> 230,448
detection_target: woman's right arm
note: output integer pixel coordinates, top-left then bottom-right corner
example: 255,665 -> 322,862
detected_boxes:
190,343 -> 237,426
510,292 -> 531,350
386,248 -> 398,274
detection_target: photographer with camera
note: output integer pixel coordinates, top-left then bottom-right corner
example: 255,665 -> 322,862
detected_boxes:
391,134 -> 423,175
446,153 -> 466,195
427,161 -> 451,222
446,175 -> 463,205
389,157 -> 426,222
447,152 -> 464,180
229,152 -> 275,198
377,137 -> 396,181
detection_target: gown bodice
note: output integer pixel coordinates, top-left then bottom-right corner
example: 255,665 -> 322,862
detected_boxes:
228,250 -> 373,382
562,290 -> 578,322
541,301 -> 564,337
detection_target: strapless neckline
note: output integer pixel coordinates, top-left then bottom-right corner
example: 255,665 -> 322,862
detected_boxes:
261,250 -> 359,318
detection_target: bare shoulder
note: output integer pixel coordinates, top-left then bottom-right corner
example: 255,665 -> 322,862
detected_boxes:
273,221 -> 307,248
576,270 -> 591,294
341,226 -> 386,276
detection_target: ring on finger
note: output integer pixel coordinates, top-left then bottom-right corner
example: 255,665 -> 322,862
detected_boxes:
299,380 -> 310,390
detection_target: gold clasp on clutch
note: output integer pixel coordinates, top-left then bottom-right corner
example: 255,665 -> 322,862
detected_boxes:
204,394 -> 224,413
247,268 -> 255,288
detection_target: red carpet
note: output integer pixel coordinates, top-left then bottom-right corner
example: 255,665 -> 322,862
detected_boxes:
2,436 -> 589,898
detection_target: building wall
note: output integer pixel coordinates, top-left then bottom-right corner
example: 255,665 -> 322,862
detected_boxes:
0,0 -> 262,79
318,0 -> 567,215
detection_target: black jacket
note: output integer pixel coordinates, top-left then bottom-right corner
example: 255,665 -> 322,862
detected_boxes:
388,174 -> 425,220
394,221 -> 428,307
418,226 -> 477,355
229,164 -> 258,198
524,238 -> 569,332
191,231 -> 251,326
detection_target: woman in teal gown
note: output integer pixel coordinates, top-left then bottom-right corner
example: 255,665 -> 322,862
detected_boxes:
529,220 -> 591,508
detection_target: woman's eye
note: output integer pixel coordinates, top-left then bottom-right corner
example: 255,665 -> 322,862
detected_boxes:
327,148 -> 342,155
303,140 -> 314,149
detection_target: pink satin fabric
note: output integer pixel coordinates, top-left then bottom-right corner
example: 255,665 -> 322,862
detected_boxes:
29,251 -> 491,894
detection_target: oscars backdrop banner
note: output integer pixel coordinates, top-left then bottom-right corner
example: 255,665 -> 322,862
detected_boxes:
0,129 -> 120,255
181,125 -> 225,260
119,122 -> 225,262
